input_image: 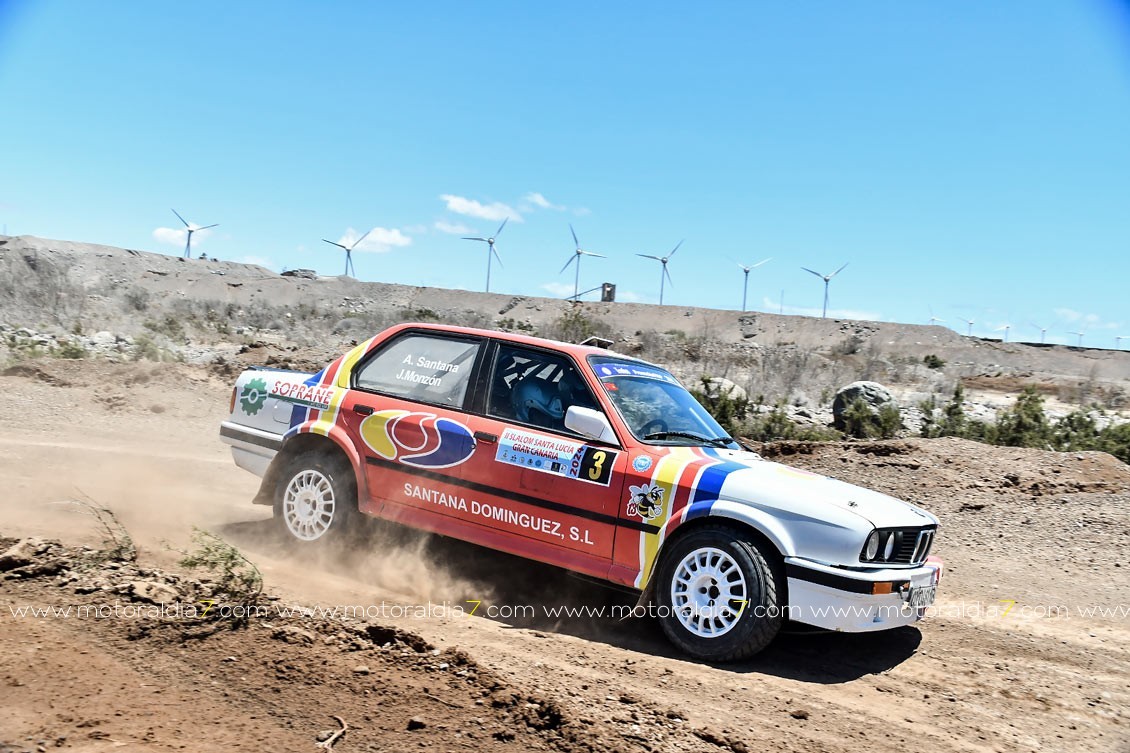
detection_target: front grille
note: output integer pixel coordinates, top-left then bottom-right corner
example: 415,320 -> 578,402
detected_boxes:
863,526 -> 936,565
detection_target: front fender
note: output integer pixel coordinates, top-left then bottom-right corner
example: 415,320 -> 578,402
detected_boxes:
280,421 -> 370,502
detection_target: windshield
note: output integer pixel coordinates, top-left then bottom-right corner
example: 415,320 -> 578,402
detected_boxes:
588,356 -> 738,448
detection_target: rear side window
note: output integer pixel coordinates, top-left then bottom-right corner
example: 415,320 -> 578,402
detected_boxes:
354,334 -> 480,407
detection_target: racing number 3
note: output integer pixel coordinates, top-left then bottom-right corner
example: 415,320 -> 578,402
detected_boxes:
579,447 -> 614,485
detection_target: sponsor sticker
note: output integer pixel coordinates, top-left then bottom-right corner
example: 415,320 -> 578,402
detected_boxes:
632,455 -> 653,472
270,381 -> 335,411
627,483 -> 665,521
360,410 -> 476,468
495,428 -> 616,486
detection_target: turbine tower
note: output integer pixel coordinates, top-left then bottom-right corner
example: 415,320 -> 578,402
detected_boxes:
171,209 -> 218,259
1030,322 -> 1049,344
928,306 -> 945,326
462,218 -> 508,293
321,229 -> 372,277
800,262 -> 849,318
736,258 -> 771,312
960,318 -> 975,337
995,323 -> 1011,342
560,225 -> 606,301
1069,330 -> 1085,347
637,240 -> 683,305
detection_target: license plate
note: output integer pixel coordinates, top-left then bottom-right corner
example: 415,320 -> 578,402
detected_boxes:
908,585 -> 937,608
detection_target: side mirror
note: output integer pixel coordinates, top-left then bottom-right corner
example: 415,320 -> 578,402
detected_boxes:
564,406 -> 618,444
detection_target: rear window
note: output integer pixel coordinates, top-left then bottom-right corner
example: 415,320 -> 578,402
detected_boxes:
354,334 -> 480,407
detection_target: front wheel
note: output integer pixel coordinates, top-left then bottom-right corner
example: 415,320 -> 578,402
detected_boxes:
655,524 -> 784,661
273,453 -> 358,544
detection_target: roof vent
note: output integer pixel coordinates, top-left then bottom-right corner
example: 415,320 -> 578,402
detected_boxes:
580,336 -> 614,349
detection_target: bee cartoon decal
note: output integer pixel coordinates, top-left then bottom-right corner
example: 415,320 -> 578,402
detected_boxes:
627,483 -> 665,521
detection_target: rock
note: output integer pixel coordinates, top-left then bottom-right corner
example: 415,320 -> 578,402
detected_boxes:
789,709 -> 810,720
701,377 -> 748,403
352,665 -> 371,675
0,538 -> 51,571
271,626 -> 316,645
281,268 -> 317,279
832,381 -> 895,430
407,717 -> 427,731
130,580 -> 180,605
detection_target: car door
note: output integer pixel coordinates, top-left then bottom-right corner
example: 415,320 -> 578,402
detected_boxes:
456,342 -> 626,578
337,331 -> 484,520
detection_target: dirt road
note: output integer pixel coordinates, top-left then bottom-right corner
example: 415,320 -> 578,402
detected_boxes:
1,361 -> 1127,752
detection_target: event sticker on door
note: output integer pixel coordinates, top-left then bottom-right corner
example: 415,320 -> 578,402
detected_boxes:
495,428 -> 616,486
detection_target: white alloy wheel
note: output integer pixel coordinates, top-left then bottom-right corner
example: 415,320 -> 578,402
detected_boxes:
670,546 -> 749,638
282,469 -> 337,541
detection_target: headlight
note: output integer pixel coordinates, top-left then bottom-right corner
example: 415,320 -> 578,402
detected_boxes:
883,532 -> 896,560
864,531 -> 880,560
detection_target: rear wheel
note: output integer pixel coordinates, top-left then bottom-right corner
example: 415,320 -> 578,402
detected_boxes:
274,453 -> 358,544
655,524 -> 784,661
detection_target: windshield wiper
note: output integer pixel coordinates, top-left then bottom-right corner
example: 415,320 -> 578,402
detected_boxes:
643,430 -> 735,448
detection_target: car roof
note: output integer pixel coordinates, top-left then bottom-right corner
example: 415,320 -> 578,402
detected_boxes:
390,321 -> 659,367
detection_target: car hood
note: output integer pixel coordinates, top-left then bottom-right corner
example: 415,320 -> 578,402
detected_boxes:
706,449 -> 938,529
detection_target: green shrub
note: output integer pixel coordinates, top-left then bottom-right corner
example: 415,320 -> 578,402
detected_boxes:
994,388 -> 1052,449
923,354 -> 945,369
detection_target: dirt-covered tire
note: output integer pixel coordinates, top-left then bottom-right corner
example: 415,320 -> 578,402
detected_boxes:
273,452 -> 358,544
655,524 -> 784,661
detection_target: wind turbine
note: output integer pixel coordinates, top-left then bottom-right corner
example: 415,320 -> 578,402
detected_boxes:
800,262 -> 849,318
560,225 -> 606,301
462,218 -> 508,293
1116,336 -> 1129,349
959,318 -> 975,337
1030,322 -> 1050,344
1069,330 -> 1085,347
736,258 -> 771,312
637,241 -> 683,305
321,229 -> 372,277
171,209 -> 218,260
995,323 -> 1011,342
928,306 -> 946,326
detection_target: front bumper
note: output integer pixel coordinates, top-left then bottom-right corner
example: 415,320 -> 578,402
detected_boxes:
784,555 -> 943,632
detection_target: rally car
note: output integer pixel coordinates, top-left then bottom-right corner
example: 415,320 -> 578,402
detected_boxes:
220,323 -> 942,660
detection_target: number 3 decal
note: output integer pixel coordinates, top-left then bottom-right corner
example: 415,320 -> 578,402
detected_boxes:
578,447 -> 615,486
587,450 -> 606,481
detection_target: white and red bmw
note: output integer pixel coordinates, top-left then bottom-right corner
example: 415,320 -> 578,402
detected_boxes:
221,323 -> 942,660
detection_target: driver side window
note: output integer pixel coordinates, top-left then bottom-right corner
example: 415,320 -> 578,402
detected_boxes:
488,345 -> 599,434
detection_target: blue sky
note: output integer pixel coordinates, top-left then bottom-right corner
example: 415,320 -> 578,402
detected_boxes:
2,1 -> 1129,346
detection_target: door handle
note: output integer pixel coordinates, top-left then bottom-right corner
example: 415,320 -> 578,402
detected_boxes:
474,431 -> 498,444
353,404 -> 375,416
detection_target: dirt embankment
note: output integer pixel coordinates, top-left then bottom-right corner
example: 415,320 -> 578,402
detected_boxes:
1,359 -> 1128,753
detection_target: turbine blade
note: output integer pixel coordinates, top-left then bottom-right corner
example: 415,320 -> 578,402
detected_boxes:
569,223 -> 579,249
668,239 -> 684,259
171,208 -> 189,227
462,237 -> 488,242
752,257 -> 772,268
737,262 -> 749,272
492,247 -> 504,267
831,261 -> 850,278
350,229 -> 372,250
637,254 -> 663,261
664,265 -> 674,287
801,267 -> 824,278
198,223 -> 219,230
322,239 -> 348,250
559,255 -> 577,274
494,217 -> 508,238
581,251 -> 606,258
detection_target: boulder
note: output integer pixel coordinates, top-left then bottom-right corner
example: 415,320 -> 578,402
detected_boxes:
832,381 -> 895,430
701,377 -> 748,404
